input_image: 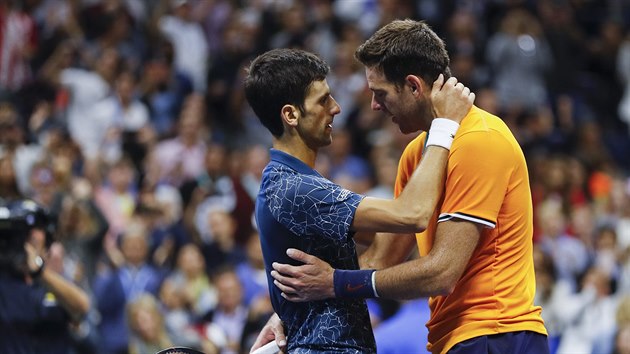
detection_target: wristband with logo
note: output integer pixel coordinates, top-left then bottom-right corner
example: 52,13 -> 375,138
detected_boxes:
425,118 -> 460,150
333,269 -> 377,299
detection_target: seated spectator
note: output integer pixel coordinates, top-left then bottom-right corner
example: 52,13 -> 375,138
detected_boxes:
167,243 -> 217,317
127,293 -> 173,354
201,266 -> 248,354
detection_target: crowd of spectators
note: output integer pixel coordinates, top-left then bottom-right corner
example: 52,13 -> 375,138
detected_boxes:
0,0 -> 630,353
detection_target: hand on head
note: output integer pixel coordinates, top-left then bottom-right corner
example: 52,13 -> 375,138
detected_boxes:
431,74 -> 475,123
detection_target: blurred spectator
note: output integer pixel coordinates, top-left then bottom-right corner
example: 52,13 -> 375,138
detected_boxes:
444,8 -> 487,91
159,277 -> 203,349
324,127 -> 372,194
54,177 -> 109,284
201,266 -> 248,354
616,295 -> 630,354
556,267 -> 618,354
0,0 -> 37,96
327,41 -> 366,128
181,142 -> 235,216
205,10 -> 257,138
537,197 -> 590,291
196,205 -> 245,270
88,68 -> 154,168
230,144 -> 268,245
533,245 -> 571,354
619,30 -> 630,132
93,220 -> 164,354
235,231 -> 268,307
127,293 -> 174,354
592,225 -> 622,280
156,0 -> 208,93
139,38 -> 193,137
95,156 -> 138,249
237,236 -> 274,351
486,8 -> 552,113
0,102 -> 44,196
0,155 -> 20,200
167,243 -> 217,318
148,94 -> 208,188
41,44 -> 121,164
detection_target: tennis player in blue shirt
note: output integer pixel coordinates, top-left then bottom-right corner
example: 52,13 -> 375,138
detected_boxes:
244,48 -> 473,353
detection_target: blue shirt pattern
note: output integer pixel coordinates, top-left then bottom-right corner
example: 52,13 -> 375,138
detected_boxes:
256,149 -> 376,353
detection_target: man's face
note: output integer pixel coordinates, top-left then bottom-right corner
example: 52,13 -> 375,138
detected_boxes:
296,79 -> 341,149
365,66 -> 431,134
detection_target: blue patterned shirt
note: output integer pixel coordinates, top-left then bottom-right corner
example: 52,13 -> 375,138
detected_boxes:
256,149 -> 376,353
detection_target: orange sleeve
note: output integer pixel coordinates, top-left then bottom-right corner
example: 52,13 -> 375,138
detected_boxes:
440,130 -> 515,227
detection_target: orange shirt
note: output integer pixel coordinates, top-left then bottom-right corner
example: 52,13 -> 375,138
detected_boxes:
394,106 -> 547,353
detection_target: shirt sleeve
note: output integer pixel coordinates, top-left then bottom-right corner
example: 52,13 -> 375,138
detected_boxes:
265,170 -> 364,241
438,130 -> 514,228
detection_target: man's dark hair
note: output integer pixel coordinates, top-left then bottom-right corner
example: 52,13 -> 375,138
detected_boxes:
355,19 -> 451,87
244,48 -> 329,138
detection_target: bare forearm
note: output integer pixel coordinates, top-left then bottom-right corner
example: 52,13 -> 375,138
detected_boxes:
41,268 -> 90,320
374,221 -> 481,300
374,256 -> 452,300
359,232 -> 415,269
394,145 -> 448,221
352,146 -> 448,233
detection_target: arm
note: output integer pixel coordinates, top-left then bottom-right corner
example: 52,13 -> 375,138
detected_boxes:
358,232 -> 416,269
25,243 -> 90,321
350,75 -> 474,233
372,220 -> 480,299
271,220 -> 480,301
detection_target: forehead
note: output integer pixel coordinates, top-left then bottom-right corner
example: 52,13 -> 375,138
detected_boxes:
365,67 -> 394,91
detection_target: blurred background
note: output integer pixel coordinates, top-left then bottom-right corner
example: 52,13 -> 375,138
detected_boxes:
0,0 -> 629,353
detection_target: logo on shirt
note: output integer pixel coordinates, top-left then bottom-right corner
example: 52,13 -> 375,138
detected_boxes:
338,189 -> 351,201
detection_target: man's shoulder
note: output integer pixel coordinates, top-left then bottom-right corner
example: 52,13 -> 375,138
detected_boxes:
455,107 -> 519,149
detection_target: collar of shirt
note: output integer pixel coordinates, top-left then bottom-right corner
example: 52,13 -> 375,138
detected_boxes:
269,149 -> 323,178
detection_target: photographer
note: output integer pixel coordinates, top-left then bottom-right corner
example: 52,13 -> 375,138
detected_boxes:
0,199 -> 90,354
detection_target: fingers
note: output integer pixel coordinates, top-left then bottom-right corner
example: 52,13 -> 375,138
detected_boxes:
462,86 -> 470,97
270,316 -> 287,347
432,73 -> 444,91
445,76 -> 459,88
272,262 -> 302,277
286,248 -> 312,263
272,274 -> 298,294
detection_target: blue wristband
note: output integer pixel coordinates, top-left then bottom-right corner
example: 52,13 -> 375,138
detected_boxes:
333,269 -> 377,299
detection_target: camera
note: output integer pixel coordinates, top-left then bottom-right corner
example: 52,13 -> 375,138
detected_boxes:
0,199 -> 55,274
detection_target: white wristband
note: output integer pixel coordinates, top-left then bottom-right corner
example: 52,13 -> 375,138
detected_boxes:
371,271 -> 379,298
426,118 -> 460,150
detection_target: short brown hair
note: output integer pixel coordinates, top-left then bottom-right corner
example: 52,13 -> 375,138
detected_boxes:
355,19 -> 451,87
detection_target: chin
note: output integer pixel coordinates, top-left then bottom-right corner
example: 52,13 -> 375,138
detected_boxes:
399,125 -> 420,135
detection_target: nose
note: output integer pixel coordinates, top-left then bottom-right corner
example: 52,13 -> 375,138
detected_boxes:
331,96 -> 341,115
371,95 -> 381,111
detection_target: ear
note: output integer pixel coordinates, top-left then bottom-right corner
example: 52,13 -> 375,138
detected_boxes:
405,75 -> 424,97
281,104 -> 299,128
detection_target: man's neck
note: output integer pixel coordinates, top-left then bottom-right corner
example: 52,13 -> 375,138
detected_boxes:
273,138 -> 317,168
